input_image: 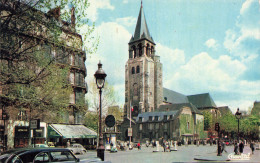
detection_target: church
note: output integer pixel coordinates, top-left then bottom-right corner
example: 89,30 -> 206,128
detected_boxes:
119,2 -> 219,143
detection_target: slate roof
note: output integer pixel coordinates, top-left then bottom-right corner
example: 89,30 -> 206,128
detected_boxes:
158,103 -> 203,115
163,88 -> 189,104
129,5 -> 154,44
187,93 -> 217,109
137,110 -> 180,123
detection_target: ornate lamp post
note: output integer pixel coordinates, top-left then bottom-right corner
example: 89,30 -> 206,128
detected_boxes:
235,108 -> 242,143
94,61 -> 107,161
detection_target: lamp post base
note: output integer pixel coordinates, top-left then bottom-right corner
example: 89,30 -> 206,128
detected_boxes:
97,145 -> 105,161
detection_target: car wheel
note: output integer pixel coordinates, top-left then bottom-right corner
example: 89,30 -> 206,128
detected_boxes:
81,150 -> 86,155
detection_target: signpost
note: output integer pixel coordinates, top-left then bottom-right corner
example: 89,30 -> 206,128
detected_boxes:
128,127 -> 132,137
30,119 -> 40,147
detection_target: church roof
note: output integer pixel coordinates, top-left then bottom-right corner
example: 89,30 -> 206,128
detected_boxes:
129,4 -> 154,44
187,93 -> 217,109
137,110 -> 180,122
158,103 -> 203,115
163,88 -> 189,104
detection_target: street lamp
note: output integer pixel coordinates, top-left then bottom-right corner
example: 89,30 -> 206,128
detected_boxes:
235,108 -> 242,143
94,61 -> 107,161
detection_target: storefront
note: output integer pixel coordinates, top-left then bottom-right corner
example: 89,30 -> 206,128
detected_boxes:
47,124 -> 97,149
14,126 -> 29,148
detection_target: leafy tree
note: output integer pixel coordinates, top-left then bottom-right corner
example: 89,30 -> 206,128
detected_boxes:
202,111 -> 213,131
218,112 -> 237,132
86,80 -> 119,115
0,0 -> 96,120
107,105 -> 124,122
84,111 -> 99,132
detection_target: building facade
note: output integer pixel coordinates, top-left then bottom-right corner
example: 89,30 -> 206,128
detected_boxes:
0,2 -> 87,149
120,2 -> 219,143
124,3 -> 163,119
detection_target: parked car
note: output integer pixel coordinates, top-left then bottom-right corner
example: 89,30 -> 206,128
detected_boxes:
0,148 -> 80,163
35,144 -> 49,148
67,144 -> 87,155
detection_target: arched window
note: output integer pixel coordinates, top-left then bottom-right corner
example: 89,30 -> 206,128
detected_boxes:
136,66 -> 140,73
151,46 -> 154,55
132,67 -> 135,74
146,43 -> 150,56
132,46 -> 136,58
138,43 -> 142,57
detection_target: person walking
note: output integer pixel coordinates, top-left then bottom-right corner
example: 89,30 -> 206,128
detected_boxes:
163,141 -> 166,152
250,141 -> 255,154
137,142 -> 141,150
234,141 -> 239,155
239,141 -> 244,154
221,140 -> 227,153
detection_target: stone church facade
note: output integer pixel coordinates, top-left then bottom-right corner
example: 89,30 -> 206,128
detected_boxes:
119,3 -> 218,143
124,3 -> 163,119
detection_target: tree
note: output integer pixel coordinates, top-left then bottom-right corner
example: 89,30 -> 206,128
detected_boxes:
202,111 -> 213,131
84,111 -> 99,132
107,106 -> 124,122
86,80 -> 119,115
0,0 -> 96,120
218,112 -> 237,132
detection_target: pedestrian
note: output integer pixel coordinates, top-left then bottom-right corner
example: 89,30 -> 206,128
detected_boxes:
197,139 -> 200,147
234,141 -> 239,155
239,141 -> 244,154
163,141 -> 166,152
250,141 -> 255,154
66,140 -> 70,147
137,142 -> 141,150
221,140 -> 227,153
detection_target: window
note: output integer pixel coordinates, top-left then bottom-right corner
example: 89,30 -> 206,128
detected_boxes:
187,122 -> 190,130
70,72 -> 75,84
132,67 -> 135,74
155,116 -> 158,121
139,124 -> 142,130
149,116 -> 152,121
34,152 -> 50,162
70,54 -> 74,65
136,66 -> 140,73
50,151 -> 75,162
138,43 -> 142,57
164,115 -> 167,120
146,43 -> 150,56
132,46 -> 136,58
70,93 -> 75,104
155,123 -> 159,130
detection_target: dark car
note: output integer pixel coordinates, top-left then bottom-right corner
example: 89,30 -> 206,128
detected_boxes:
0,147 -> 80,163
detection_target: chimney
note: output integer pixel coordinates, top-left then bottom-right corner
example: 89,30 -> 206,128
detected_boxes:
71,7 -> 75,28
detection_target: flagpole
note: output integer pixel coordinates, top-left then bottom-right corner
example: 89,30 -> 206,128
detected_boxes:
129,101 -> 132,149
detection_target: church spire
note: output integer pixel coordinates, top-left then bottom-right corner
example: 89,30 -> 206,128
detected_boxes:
130,1 -> 154,43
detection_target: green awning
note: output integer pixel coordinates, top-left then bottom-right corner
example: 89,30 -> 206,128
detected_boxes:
48,124 -> 97,139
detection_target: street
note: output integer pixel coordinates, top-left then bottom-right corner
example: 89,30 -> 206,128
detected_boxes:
77,144 -> 260,163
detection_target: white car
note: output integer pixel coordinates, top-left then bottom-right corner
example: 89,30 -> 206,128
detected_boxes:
67,143 -> 87,155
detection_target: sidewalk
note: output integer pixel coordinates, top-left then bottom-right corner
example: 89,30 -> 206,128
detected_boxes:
194,145 -> 260,162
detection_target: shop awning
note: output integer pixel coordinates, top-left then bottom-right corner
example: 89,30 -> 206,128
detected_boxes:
48,124 -> 97,139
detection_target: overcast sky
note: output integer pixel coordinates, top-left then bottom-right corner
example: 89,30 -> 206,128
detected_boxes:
81,0 -> 260,113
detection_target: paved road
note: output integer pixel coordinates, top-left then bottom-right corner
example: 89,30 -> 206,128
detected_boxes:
76,144 -> 260,163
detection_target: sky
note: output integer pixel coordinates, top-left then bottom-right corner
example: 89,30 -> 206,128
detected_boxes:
81,0 -> 260,113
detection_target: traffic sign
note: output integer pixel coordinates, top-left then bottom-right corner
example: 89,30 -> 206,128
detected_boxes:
105,115 -> 115,127
128,127 -> 132,137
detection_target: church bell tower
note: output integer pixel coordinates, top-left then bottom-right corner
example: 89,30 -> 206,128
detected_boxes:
124,2 -> 163,119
